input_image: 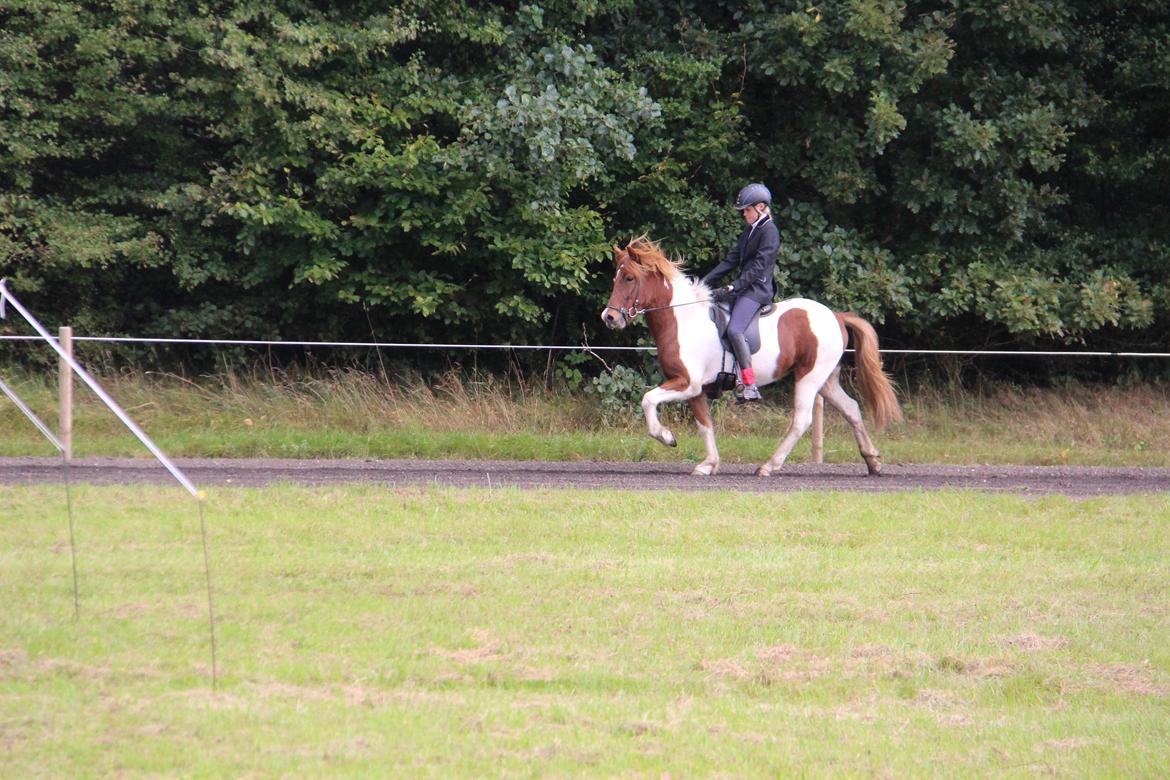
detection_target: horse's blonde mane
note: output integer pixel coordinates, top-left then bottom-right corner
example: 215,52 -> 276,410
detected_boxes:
622,235 -> 687,282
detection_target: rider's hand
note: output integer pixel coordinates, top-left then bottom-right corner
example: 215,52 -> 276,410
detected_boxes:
712,285 -> 733,303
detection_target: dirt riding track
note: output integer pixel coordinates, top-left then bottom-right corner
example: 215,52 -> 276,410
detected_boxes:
2,457 -> 1167,496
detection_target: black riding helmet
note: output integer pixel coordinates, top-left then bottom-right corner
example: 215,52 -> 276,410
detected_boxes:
734,182 -> 772,210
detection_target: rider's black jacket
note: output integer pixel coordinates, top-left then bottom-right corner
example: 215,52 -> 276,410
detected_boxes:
701,214 -> 780,305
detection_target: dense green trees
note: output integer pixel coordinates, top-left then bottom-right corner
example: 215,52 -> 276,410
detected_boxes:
2,1 -> 1167,357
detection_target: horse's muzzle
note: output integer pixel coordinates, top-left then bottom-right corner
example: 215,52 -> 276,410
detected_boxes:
601,307 -> 627,330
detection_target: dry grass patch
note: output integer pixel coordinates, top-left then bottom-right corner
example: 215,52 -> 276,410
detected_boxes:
1081,662 -> 1170,697
1002,633 -> 1071,652
432,629 -> 506,665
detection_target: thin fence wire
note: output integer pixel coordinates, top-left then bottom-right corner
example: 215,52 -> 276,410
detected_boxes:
1,334 -> 1167,358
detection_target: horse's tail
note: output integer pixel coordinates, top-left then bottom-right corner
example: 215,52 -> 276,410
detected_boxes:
837,312 -> 903,430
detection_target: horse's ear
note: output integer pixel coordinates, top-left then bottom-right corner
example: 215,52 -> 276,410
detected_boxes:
625,242 -> 640,263
612,243 -> 623,264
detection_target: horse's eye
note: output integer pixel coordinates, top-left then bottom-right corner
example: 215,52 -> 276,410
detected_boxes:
624,276 -> 634,283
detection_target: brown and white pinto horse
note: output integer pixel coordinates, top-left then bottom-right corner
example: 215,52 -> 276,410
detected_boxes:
601,236 -> 902,476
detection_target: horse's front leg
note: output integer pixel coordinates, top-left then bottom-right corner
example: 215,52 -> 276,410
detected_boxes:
641,376 -> 696,448
687,394 -> 720,476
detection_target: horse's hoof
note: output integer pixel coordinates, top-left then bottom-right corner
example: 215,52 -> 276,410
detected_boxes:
663,432 -> 677,448
755,464 -> 773,477
865,459 -> 882,476
692,463 -> 718,476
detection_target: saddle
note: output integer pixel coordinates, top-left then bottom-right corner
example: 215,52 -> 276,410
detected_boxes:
706,301 -> 776,399
708,301 -> 775,355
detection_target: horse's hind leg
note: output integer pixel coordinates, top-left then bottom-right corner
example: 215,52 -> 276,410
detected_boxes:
756,372 -> 821,477
687,394 -> 720,476
819,367 -> 882,475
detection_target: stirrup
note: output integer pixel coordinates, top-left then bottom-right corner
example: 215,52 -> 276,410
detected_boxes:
736,384 -> 762,404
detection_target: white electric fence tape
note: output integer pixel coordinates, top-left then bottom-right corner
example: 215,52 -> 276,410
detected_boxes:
0,375 -> 65,452
0,279 -> 201,499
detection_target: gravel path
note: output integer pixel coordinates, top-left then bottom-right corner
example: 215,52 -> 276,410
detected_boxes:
2,457 -> 1167,496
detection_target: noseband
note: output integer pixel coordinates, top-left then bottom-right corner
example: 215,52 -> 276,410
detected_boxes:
604,298 -> 643,322
605,273 -> 704,322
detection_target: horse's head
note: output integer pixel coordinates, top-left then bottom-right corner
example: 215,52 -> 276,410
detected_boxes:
600,237 -> 677,330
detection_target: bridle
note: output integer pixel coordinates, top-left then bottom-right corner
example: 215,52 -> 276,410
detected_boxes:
604,265 -> 709,323
604,298 -> 709,322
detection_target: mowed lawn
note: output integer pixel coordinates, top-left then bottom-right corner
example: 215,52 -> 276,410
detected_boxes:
1,484 -> 1168,777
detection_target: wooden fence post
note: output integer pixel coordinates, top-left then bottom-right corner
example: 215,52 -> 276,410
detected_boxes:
811,394 -> 824,464
59,326 -> 73,461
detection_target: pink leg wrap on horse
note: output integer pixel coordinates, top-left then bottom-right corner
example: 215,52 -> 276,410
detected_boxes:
741,367 -> 756,385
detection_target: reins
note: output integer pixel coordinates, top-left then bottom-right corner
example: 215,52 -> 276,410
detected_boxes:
605,298 -> 709,321
636,301 -> 706,318
605,275 -> 712,322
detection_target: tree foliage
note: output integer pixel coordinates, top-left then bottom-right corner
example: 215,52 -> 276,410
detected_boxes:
2,0 -> 1168,356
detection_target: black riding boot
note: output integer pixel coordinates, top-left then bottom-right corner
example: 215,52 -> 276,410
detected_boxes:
729,333 -> 761,402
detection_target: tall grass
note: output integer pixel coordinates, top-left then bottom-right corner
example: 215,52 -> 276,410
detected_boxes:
0,366 -> 1167,466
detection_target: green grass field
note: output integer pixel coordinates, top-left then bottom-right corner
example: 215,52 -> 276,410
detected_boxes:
2,485 -> 1167,776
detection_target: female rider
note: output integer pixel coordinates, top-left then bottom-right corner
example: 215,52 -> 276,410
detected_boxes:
701,182 -> 779,402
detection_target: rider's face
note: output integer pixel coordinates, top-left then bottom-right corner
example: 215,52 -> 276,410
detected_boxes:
742,204 -> 760,224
